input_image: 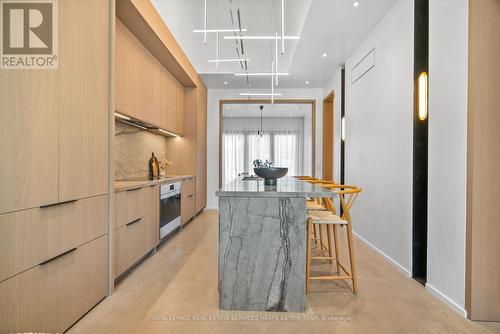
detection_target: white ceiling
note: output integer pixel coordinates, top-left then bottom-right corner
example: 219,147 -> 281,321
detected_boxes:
222,103 -> 310,117
152,0 -> 398,89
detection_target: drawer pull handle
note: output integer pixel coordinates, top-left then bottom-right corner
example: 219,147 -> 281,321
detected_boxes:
39,247 -> 77,266
126,187 -> 142,192
40,199 -> 77,209
126,218 -> 142,227
187,194 -> 194,198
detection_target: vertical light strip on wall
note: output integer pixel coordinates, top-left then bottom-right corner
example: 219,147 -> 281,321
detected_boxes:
418,72 -> 428,120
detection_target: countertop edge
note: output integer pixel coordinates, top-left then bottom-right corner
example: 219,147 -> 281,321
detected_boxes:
114,175 -> 195,192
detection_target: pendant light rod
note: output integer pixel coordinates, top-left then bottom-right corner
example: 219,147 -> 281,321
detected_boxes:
203,0 -> 207,45
281,0 -> 285,54
271,61 -> 275,104
239,93 -> 283,96
275,32 -> 279,86
234,72 -> 289,76
208,58 -> 250,63
216,31 -> 219,72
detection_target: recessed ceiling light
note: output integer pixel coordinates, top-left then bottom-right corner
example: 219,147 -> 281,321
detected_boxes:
224,81 -> 228,85
353,2 -> 360,7
322,53 -> 327,58
305,81 -> 310,85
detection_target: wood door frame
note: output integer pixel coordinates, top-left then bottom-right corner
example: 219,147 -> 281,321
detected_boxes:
322,91 -> 335,181
218,99 -> 316,187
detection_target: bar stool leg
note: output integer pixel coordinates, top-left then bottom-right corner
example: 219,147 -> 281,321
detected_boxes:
306,218 -> 312,294
346,222 -> 358,294
313,223 -> 319,245
326,224 -> 334,264
332,224 -> 341,273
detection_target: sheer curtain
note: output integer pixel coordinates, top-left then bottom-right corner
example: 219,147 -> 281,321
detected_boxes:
222,117 -> 304,185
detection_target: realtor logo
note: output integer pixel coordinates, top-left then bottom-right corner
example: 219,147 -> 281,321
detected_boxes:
1,0 -> 58,69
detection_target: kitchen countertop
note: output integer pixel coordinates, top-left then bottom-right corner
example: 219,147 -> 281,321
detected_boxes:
216,176 -> 334,198
114,175 -> 194,192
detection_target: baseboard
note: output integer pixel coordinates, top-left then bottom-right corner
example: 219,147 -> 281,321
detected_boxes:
352,231 -> 412,277
425,283 -> 467,318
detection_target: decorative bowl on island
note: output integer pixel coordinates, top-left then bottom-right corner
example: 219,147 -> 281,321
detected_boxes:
253,167 -> 288,186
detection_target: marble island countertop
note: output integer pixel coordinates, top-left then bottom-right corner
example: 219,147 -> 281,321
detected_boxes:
114,175 -> 194,192
216,176 -> 334,198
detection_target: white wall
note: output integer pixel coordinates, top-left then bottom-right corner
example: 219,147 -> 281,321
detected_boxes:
343,0 -> 414,273
426,0 -> 468,316
206,88 -> 324,209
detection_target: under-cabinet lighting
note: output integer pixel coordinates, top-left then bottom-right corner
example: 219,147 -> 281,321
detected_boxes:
208,58 -> 250,63
418,72 -> 428,121
224,35 -> 299,40
234,72 -> 289,76
114,112 -> 131,121
194,28 -> 247,33
158,128 -> 178,137
239,93 -> 283,97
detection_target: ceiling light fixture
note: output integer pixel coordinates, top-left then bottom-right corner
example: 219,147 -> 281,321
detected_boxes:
203,0 -> 207,44
158,128 -> 179,137
193,28 -> 248,33
353,2 -> 360,7
322,53 -> 327,58
305,81 -> 310,85
114,112 -> 130,120
239,93 -> 283,96
275,32 -> 279,86
234,72 -> 289,76
208,58 -> 250,63
224,35 -> 299,40
224,81 -> 228,85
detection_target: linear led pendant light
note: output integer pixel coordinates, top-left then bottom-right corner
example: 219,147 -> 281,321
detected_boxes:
204,0 -> 207,44
193,28 -> 247,33
224,35 -> 298,40
239,93 -> 283,96
234,72 -> 289,76
215,31 -> 219,71
271,61 -> 275,104
207,58 -> 250,63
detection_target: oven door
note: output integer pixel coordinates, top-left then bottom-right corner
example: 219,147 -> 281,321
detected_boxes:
160,191 -> 181,240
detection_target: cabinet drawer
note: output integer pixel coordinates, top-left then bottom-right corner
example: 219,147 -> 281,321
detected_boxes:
114,216 -> 155,278
181,192 -> 196,225
115,187 -> 149,228
0,235 -> 108,334
182,178 -> 195,196
0,195 -> 108,282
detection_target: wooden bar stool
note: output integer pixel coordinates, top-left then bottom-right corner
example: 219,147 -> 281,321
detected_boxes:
306,185 -> 362,295
305,181 -> 337,249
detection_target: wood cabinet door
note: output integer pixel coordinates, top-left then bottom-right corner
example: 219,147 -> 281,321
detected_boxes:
0,69 -> 59,214
115,19 -> 136,116
195,92 -> 207,212
59,0 -> 109,201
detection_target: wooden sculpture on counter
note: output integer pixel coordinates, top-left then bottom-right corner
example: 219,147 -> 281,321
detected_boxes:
149,152 -> 160,178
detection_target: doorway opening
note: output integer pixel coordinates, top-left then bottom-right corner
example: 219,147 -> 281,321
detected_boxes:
218,100 -> 316,187
322,91 -> 335,181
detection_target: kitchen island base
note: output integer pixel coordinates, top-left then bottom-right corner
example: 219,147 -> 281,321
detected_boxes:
218,196 -> 307,312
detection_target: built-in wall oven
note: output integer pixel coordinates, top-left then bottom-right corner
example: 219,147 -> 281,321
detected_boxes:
159,182 -> 181,241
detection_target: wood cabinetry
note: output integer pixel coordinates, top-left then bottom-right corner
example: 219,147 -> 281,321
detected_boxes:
166,88 -> 207,214
114,187 -> 158,278
181,177 -> 196,225
116,18 -> 184,135
0,0 -> 109,214
0,235 -> 108,334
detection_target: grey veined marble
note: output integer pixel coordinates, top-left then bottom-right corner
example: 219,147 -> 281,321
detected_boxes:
218,196 -> 307,312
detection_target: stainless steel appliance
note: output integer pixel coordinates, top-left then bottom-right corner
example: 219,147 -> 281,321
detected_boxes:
159,182 -> 181,240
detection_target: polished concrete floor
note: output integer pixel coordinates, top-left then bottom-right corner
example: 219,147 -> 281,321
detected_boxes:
69,210 -> 499,334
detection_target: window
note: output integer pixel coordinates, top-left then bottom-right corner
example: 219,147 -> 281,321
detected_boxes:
222,133 -> 245,185
274,134 -> 298,176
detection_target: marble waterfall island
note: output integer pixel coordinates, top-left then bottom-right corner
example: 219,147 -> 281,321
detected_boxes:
216,177 -> 334,312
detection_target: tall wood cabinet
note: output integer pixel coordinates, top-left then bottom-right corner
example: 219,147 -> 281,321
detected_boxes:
0,0 -> 110,332
165,87 -> 207,214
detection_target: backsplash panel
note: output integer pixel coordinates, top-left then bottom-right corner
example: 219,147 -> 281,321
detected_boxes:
114,121 -> 168,180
